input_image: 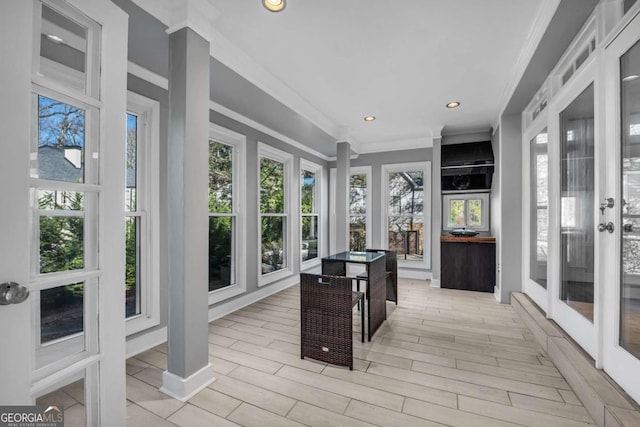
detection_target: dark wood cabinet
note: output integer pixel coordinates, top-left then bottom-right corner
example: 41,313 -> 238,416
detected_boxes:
441,237 -> 496,293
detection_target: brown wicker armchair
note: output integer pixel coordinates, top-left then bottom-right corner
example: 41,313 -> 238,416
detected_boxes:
300,273 -> 364,370
355,249 -> 398,304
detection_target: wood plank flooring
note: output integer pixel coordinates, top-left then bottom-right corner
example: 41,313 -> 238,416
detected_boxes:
127,278 -> 596,426
42,278 -> 598,426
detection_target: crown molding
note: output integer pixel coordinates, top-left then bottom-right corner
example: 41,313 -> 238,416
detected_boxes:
494,0 -> 561,126
209,100 -> 332,162
166,0 -> 219,42
129,0 -> 343,147
131,0 -> 172,26
208,28 -> 340,140
356,136 -> 434,155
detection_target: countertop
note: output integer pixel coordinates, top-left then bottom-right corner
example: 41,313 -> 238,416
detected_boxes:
440,236 -> 496,243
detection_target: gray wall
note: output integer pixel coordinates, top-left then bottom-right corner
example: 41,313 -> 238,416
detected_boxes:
209,110 -> 330,304
333,148 -> 433,272
497,114 -> 523,303
115,0 -> 332,349
491,126 -> 502,298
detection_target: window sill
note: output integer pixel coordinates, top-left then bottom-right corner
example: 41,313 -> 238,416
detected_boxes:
259,268 -> 294,287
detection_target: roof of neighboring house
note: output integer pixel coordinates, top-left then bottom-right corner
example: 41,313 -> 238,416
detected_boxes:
38,145 -> 83,183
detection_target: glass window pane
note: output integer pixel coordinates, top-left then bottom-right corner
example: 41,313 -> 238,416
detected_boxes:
37,377 -> 86,425
209,216 -> 235,291
349,216 -> 366,252
301,170 -> 316,214
260,158 -> 284,213
388,171 -> 423,215
261,216 -> 285,274
467,199 -> 482,227
620,39 -> 640,358
530,129 -> 548,288
448,199 -> 466,228
388,216 -> 423,261
41,283 -> 84,343
350,174 -> 367,215
126,113 -> 137,212
209,141 -> 233,213
39,5 -> 88,92
38,191 -> 85,276
302,215 -> 318,262
125,216 -> 140,318
36,96 -> 86,183
560,84 -> 595,321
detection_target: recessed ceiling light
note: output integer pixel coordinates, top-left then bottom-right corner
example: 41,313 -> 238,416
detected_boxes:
622,75 -> 639,82
364,116 -> 376,122
46,34 -> 65,44
263,0 -> 286,12
446,102 -> 461,109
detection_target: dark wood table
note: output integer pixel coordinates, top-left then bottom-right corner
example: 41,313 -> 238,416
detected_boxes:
321,251 -> 386,341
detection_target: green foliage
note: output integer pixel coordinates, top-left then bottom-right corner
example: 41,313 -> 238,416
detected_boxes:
260,157 -> 284,213
39,191 -> 84,274
209,141 -> 233,213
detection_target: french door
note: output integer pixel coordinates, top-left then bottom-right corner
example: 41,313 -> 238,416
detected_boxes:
0,1 -> 127,424
602,11 -> 640,404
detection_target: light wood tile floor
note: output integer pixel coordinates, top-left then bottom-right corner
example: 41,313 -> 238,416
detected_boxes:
124,278 -> 596,426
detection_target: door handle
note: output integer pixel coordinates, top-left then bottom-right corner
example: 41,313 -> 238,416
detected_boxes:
0,282 -> 29,305
600,197 -> 614,214
598,222 -> 614,233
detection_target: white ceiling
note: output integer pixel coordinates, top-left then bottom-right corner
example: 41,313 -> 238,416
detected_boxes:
204,0 -> 547,151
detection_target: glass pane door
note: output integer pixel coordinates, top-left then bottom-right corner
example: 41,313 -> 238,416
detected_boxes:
620,40 -> 640,359
559,84 -> 595,321
530,129 -> 549,288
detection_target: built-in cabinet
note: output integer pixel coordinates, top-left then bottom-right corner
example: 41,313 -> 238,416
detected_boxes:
441,237 -> 496,292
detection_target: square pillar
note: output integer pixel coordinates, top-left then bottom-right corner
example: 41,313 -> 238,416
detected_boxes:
161,26 -> 215,401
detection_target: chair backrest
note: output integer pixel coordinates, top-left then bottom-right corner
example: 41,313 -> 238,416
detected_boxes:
300,273 -> 353,311
299,273 -> 355,369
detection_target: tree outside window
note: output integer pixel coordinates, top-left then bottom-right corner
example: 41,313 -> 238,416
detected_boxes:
209,141 -> 236,291
260,156 -> 287,275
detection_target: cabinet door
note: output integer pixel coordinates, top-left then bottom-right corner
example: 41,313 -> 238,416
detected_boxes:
441,242 -> 468,290
466,243 -> 496,292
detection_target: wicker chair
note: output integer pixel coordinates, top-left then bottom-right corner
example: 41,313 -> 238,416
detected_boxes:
355,249 -> 398,304
300,273 -> 365,370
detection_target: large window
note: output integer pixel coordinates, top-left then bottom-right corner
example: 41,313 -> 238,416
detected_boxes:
209,141 -> 236,291
301,159 -> 322,265
530,129 -> 548,288
259,144 -> 292,284
443,193 -> 490,231
349,167 -> 371,251
208,124 -> 246,302
383,162 -> 431,267
125,92 -> 160,335
30,0 -> 102,371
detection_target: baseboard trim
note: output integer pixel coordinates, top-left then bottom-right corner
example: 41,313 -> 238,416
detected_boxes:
511,293 -> 640,427
160,363 -> 216,402
430,278 -> 441,288
208,275 -> 299,322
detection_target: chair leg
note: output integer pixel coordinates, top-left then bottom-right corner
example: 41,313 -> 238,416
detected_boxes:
360,299 -> 365,343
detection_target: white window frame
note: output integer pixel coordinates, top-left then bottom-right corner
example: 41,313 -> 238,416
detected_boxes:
258,143 -> 294,286
300,158 -> 322,269
442,193 -> 490,232
125,92 -> 160,336
208,124 -> 247,303
382,162 -> 431,269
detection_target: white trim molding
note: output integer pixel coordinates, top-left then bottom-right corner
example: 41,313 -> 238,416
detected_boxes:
210,100 -> 331,161
160,363 -> 216,402
127,61 -> 169,90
